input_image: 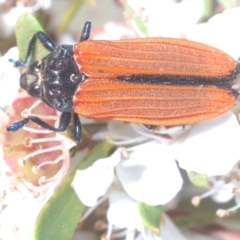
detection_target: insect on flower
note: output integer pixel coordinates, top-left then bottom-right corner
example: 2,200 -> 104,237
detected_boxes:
7,21 -> 240,142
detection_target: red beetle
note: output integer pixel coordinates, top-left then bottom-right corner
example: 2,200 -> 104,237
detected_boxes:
7,22 -> 239,142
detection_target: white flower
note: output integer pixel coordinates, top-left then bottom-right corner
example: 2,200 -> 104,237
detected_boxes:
72,141 -> 182,207
0,121 -> 74,240
92,22 -> 138,40
0,196 -> 46,240
176,112 -> 240,176
0,47 -> 76,239
107,191 -> 143,231
78,190 -> 187,240
184,7 -> 240,59
192,160 -> 240,218
72,149 -> 121,206
174,8 -> 240,175
161,214 -> 187,240
0,48 -> 20,108
126,0 -> 204,37
72,121 -> 186,239
116,142 -> 182,205
0,1 -> 51,37
73,107 -> 240,224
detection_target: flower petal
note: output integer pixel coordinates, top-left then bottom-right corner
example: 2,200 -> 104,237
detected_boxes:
127,0 -> 204,37
183,8 -> 240,61
116,142 -> 183,205
0,47 -> 20,107
177,112 -> 240,175
107,191 -> 142,231
108,121 -> 142,141
211,187 -> 234,203
161,214 -> 188,240
72,149 -> 121,206
0,197 -> 45,240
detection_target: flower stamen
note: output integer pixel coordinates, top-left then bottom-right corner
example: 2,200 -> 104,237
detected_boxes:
9,186 -> 17,192
21,109 -> 31,118
27,99 -> 42,111
120,148 -> 128,160
22,126 -> 53,134
11,225 -> 19,233
38,176 -> 46,185
101,233 -> 110,240
191,196 -> 201,207
191,188 -> 218,207
94,220 -> 107,231
22,109 -> 59,120
38,170 -> 63,185
217,202 -> 240,218
106,223 -> 113,240
33,154 -> 64,173
19,145 -> 63,164
27,136 -> 62,144
23,137 -> 33,148
20,100 -> 58,120
29,113 -> 59,121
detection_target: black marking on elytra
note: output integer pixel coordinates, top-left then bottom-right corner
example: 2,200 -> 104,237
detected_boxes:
117,71 -> 239,97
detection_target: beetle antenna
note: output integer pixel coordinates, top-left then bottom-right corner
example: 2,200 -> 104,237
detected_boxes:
9,31 -> 56,69
236,58 -> 240,73
9,58 -> 25,68
80,22 -> 91,42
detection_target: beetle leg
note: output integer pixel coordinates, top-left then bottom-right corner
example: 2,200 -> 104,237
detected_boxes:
11,31 -> 56,67
28,112 -> 71,132
73,113 -> 82,143
7,118 -> 30,131
80,22 -> 91,42
143,125 -> 157,130
70,147 -> 76,157
35,31 -> 56,52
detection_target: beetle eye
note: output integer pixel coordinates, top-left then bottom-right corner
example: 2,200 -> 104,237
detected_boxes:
20,72 -> 39,91
28,85 -> 41,98
29,62 -> 40,72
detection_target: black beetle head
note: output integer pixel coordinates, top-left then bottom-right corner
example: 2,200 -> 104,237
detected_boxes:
19,45 -> 84,113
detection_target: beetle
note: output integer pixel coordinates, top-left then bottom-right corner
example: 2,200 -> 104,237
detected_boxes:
7,21 -> 239,142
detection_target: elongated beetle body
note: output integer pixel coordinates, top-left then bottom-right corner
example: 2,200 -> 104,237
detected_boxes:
7,22 -> 239,142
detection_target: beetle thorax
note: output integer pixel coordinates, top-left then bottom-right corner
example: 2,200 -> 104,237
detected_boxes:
20,45 -> 83,112
38,45 -> 83,112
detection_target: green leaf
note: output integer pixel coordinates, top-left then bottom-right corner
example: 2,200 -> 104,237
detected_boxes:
16,13 -> 50,63
58,0 -> 87,33
34,141 -> 113,240
188,171 -> 208,187
124,3 -> 149,37
172,197 -> 240,228
138,202 -> 163,236
201,0 -> 213,22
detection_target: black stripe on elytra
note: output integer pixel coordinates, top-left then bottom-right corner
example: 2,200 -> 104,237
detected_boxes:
117,70 -> 239,97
